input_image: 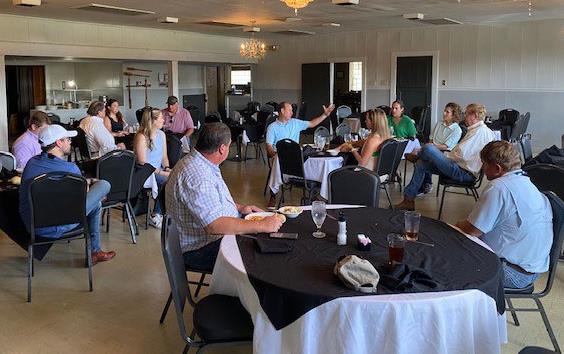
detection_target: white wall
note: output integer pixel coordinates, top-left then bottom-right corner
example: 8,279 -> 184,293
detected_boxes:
254,19 -> 564,150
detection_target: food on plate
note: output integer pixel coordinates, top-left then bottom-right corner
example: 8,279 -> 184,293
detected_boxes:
245,213 -> 286,223
280,206 -> 302,214
9,176 -> 21,185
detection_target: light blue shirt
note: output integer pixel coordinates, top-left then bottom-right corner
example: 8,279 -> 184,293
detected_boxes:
165,149 -> 239,253
430,121 -> 462,150
266,118 -> 310,150
146,130 -> 165,169
468,170 -> 553,273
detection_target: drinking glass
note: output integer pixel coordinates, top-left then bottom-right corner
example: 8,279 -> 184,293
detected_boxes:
316,136 -> 326,151
404,211 -> 421,241
344,133 -> 352,143
387,233 -> 406,264
311,201 -> 327,238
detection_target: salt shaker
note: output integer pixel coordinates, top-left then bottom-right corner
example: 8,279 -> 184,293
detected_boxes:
337,212 -> 347,245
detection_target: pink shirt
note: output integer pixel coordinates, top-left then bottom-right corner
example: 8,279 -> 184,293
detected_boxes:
162,107 -> 194,134
12,130 -> 41,169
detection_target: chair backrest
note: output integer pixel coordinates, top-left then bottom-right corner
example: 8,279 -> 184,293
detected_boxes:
261,104 -> 275,114
205,113 -> 221,123
391,140 -> 409,178
524,163 -> 564,201
336,105 -> 352,122
276,139 -> 305,178
0,151 -> 16,171
265,114 -> 277,130
166,133 -> 183,168
335,123 -> 351,137
96,150 -> 135,203
539,191 -> 564,296
510,138 -> 525,164
136,108 -> 144,124
328,166 -> 381,207
243,123 -> 264,143
314,126 -> 331,138
520,133 -> 533,162
28,172 -> 87,231
499,108 -> 520,126
377,105 -> 391,116
72,127 -> 91,161
411,106 -> 429,134
186,105 -> 201,129
375,139 -> 398,176
161,215 -> 195,344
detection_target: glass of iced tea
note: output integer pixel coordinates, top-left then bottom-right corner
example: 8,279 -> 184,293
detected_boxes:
404,211 -> 421,241
387,233 -> 406,264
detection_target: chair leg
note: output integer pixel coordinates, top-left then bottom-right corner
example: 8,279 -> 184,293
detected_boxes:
535,297 -> 561,353
383,185 -> 393,209
125,202 -> 138,244
183,343 -> 190,354
505,297 -> 520,326
145,194 -> 150,230
438,186 -> 447,220
159,292 -> 173,324
85,232 -> 93,292
263,167 -> 272,197
101,209 -> 105,226
471,188 -> 479,201
194,273 -> 207,298
105,208 -> 110,233
27,245 -> 33,302
277,186 -> 284,209
403,160 -> 407,188
436,183 -> 440,197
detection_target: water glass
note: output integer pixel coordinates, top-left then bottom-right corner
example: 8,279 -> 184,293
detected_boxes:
404,211 -> 421,241
387,233 -> 406,264
311,201 -> 327,238
344,133 -> 352,143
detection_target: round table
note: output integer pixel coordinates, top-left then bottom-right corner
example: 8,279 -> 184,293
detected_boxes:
209,205 -> 507,354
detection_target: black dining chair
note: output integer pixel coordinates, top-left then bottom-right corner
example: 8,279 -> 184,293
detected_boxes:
72,127 -> 91,162
243,123 -> 266,164
520,133 -> 533,163
0,151 -> 16,171
518,347 -> 557,354
328,166 -> 381,207
97,150 -> 137,244
505,192 -> 564,354
160,215 -> 253,354
165,132 -> 183,168
437,170 -> 484,220
26,172 -> 92,302
275,139 -> 320,208
390,139 -> 409,192
375,139 -> 400,208
523,163 -> 564,201
377,105 -> 391,116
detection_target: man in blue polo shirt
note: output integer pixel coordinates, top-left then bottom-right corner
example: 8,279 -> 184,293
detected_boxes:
456,141 -> 553,289
265,101 -> 334,208
19,125 -> 116,264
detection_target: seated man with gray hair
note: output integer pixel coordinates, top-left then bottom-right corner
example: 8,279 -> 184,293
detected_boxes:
166,122 -> 283,271
456,140 -> 553,289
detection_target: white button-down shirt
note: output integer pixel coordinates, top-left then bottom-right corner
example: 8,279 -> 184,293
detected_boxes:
445,121 -> 495,175
79,115 -> 117,157
165,150 -> 239,253
468,170 -> 553,273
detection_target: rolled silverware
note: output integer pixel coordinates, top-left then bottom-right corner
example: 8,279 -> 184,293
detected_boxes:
409,239 -> 435,247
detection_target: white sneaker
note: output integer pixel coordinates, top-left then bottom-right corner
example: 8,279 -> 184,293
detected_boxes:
149,214 -> 163,229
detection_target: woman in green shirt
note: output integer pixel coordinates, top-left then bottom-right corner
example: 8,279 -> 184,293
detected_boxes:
387,100 -> 417,139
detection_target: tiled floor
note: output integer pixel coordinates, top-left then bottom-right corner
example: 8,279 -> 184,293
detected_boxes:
0,151 -> 561,354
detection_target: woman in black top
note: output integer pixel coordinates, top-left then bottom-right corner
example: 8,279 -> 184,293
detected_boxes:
104,99 -> 129,137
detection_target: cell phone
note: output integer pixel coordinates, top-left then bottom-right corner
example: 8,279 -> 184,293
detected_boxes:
269,232 -> 298,240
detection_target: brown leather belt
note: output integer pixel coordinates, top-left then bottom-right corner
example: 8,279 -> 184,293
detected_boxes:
502,260 -> 534,275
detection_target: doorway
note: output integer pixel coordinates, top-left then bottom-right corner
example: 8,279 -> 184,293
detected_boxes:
333,62 -> 362,115
390,51 -> 439,142
5,65 -> 46,138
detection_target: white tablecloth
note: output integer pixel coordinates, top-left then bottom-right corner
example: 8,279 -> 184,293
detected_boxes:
268,155 -> 344,200
209,205 -> 507,354
493,130 -> 502,141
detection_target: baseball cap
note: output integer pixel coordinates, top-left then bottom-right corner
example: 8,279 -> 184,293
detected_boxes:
38,124 -> 77,147
166,96 -> 178,105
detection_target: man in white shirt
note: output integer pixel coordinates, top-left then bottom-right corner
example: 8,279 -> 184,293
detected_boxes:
396,103 -> 495,210
79,101 -> 125,157
456,140 -> 553,289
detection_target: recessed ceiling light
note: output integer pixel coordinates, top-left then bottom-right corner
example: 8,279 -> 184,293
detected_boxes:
322,22 -> 341,27
158,17 -> 178,24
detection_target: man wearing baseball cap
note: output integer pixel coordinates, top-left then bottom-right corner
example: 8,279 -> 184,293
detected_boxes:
162,95 -> 195,138
19,125 -> 116,264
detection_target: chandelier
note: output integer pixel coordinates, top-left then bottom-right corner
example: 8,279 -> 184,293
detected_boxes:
281,0 -> 313,16
240,37 -> 266,60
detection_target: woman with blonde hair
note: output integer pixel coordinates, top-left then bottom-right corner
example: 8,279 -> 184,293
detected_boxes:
340,108 -> 391,170
133,107 -> 170,229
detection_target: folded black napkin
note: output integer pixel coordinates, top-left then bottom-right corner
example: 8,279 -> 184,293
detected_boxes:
377,263 -> 444,292
302,145 -> 318,159
330,136 -> 344,145
254,238 -> 294,254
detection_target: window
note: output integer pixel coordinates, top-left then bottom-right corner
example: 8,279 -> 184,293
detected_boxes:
231,67 -> 251,85
349,62 -> 362,91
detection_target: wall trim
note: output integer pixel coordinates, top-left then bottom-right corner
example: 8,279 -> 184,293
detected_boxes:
438,87 -> 564,93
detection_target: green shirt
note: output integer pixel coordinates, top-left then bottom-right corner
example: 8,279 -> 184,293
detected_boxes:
387,115 -> 417,138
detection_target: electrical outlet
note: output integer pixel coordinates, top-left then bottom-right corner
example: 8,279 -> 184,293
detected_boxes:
441,80 -> 447,86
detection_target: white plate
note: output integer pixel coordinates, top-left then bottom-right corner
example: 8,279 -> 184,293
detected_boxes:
278,206 -> 303,218
244,212 -> 286,223
326,148 -> 340,156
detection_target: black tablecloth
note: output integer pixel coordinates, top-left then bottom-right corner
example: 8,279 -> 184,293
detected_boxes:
236,207 -> 504,330
0,181 -> 51,260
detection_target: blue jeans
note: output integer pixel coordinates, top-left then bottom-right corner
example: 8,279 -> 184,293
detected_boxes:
503,262 -> 540,289
404,144 -> 475,199
153,173 -> 167,215
86,180 -> 111,252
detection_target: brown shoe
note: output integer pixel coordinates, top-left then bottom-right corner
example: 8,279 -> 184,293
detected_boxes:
91,250 -> 116,265
404,153 -> 419,164
395,198 -> 415,211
